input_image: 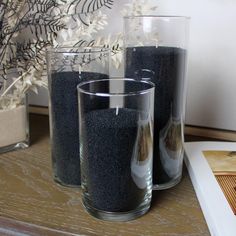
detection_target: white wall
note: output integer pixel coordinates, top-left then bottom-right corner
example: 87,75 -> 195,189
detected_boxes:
30,0 -> 236,131
156,0 -> 236,131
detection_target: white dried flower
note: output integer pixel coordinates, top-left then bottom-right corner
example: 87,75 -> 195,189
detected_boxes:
122,0 -> 158,16
121,0 -> 159,48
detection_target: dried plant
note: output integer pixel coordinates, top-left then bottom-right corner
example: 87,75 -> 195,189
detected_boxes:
0,0 -> 157,110
122,0 -> 157,16
0,0 -> 114,109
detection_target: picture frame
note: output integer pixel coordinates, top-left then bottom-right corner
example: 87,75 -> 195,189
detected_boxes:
184,141 -> 236,236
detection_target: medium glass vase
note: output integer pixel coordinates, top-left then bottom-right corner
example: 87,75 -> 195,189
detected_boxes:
47,47 -> 110,187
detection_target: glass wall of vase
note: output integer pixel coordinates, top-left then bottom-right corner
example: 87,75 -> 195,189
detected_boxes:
0,95 -> 29,154
124,16 -> 189,190
47,47 -> 110,187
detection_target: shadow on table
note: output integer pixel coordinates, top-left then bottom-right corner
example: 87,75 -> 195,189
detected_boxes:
150,168 -> 189,211
29,114 -> 50,145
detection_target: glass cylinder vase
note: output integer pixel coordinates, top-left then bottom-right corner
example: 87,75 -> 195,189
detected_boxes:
47,47 -> 110,187
124,16 -> 189,190
0,95 -> 29,154
78,78 -> 154,221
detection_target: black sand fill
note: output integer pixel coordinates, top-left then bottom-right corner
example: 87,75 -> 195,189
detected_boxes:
81,108 -> 150,212
49,71 -> 108,186
125,46 -> 186,185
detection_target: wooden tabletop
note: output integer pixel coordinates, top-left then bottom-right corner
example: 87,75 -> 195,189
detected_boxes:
0,114 -> 210,236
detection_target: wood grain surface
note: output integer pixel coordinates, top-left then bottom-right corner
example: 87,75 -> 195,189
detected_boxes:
0,114 -> 210,236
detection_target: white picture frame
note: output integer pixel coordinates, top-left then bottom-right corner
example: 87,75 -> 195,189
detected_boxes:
184,142 -> 236,236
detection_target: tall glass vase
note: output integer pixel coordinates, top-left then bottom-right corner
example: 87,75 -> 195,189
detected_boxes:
124,16 -> 189,190
47,47 -> 110,187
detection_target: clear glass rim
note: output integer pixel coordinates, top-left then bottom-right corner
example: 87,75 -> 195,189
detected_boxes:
124,15 -> 190,20
46,46 -> 110,54
77,78 -> 155,97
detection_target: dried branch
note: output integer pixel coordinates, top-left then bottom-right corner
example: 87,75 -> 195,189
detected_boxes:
0,0 -> 115,109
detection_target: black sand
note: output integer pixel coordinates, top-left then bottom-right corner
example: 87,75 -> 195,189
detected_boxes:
125,46 -> 186,185
81,108 -> 148,212
49,71 -> 108,186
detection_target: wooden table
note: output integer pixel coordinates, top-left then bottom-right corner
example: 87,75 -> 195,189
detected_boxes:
0,114 -> 210,236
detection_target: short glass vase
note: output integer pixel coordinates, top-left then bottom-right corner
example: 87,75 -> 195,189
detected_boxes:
78,78 -> 155,221
0,96 -> 29,154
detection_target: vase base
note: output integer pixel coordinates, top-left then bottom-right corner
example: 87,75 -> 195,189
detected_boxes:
53,176 -> 81,188
0,141 -> 29,154
152,174 -> 182,190
82,197 -> 151,222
